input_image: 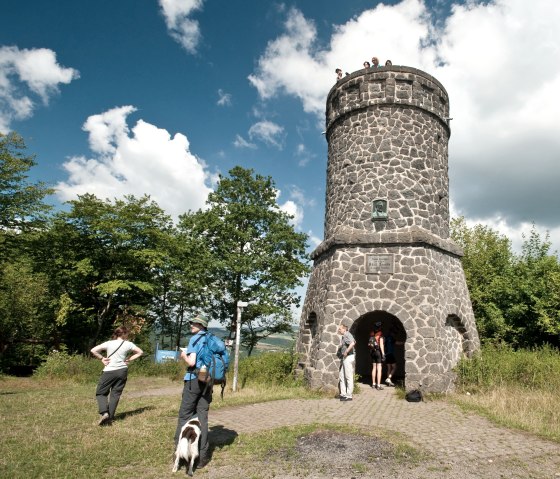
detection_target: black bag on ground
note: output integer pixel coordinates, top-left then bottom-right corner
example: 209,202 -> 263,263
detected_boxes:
405,389 -> 423,402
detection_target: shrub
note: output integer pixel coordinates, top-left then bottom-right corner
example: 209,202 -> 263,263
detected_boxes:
237,350 -> 300,386
34,350 -> 100,383
456,343 -> 560,392
131,357 -> 184,379
34,351 -> 184,382
33,348 -> 302,387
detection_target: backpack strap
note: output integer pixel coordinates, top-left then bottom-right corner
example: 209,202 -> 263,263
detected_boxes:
107,340 -> 125,358
187,332 -> 207,373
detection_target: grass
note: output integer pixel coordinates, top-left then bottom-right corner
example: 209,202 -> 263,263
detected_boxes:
453,344 -> 560,442
0,349 -> 331,479
4,374 -> 419,479
3,344 -> 560,477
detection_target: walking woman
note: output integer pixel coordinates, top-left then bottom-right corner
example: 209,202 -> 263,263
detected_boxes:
90,326 -> 143,425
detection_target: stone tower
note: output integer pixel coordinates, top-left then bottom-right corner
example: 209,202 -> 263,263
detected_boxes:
296,65 -> 479,392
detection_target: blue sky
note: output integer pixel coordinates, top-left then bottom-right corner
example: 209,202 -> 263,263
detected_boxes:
2,0 -> 560,263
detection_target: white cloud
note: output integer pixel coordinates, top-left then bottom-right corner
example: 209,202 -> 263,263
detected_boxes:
295,143 -> 316,167
233,134 -> 257,149
248,1 -> 434,116
217,89 -> 232,106
159,0 -> 204,54
0,46 -> 79,132
56,106 -> 212,218
249,0 -> 560,248
279,199 -> 304,229
248,120 -> 285,149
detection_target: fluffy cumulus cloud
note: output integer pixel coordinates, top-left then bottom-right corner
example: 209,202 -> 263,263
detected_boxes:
249,0 -> 560,244
279,199 -> 304,229
0,46 -> 79,132
57,106 -> 213,218
159,0 -> 204,54
276,185 -> 316,230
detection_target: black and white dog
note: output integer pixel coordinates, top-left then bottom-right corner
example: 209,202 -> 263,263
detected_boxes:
172,417 -> 201,476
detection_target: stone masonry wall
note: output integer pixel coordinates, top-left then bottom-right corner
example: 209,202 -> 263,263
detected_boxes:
298,240 -> 479,392
296,65 -> 480,393
324,67 -> 451,240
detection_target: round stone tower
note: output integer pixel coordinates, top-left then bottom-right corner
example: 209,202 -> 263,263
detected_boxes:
297,65 -> 479,392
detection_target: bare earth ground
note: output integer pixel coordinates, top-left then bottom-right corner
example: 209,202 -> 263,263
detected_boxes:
137,384 -> 560,479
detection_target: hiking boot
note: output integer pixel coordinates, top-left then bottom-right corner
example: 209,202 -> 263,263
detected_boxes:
376,384 -> 384,390
197,456 -> 210,469
98,412 -> 111,426
340,396 -> 353,401
385,378 -> 395,387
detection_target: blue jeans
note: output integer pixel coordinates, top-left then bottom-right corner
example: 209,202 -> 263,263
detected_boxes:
174,379 -> 213,459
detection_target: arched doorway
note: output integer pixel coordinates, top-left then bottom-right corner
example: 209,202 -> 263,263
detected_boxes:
350,311 -> 407,385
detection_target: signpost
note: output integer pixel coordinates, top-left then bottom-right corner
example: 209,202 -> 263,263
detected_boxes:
232,301 -> 248,392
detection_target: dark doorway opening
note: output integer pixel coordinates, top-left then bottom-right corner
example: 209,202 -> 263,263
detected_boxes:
350,311 -> 407,385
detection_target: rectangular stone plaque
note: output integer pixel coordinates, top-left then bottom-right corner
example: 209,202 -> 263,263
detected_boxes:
366,254 -> 394,274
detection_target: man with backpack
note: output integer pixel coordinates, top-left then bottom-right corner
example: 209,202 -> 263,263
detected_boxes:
174,316 -> 214,470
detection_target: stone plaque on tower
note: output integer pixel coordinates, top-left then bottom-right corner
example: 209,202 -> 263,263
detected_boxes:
296,64 -> 480,393
366,254 -> 394,274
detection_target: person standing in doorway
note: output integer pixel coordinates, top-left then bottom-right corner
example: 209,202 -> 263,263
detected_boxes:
91,326 -> 143,426
384,327 -> 402,387
337,323 -> 356,401
368,322 -> 385,390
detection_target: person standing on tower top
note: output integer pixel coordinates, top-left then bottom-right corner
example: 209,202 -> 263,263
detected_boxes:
371,57 -> 380,68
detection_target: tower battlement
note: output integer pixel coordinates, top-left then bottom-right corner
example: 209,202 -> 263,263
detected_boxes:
327,66 -> 450,130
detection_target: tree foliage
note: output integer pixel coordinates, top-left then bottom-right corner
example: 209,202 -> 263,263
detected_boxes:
178,166 -> 310,354
0,132 -> 53,231
32,194 -> 173,352
452,217 -> 560,348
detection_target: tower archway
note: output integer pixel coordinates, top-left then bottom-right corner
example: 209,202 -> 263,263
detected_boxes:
350,311 -> 407,384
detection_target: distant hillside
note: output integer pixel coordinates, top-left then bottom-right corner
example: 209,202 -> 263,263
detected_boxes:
158,328 -> 297,356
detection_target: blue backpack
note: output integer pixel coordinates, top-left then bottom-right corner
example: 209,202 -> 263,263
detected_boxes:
193,332 -> 230,395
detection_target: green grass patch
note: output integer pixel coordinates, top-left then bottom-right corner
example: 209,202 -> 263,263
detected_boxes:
453,344 -> 560,442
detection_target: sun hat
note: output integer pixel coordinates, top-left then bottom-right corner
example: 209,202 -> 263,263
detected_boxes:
191,316 -> 208,328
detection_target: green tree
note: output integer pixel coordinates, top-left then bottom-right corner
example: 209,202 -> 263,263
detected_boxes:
178,166 -> 310,354
0,132 -> 53,262
33,194 -> 173,352
509,227 -> 560,347
0,258 -> 51,369
0,131 -> 53,229
451,217 -> 516,342
452,218 -> 560,348
0,132 -> 55,370
150,218 -> 213,350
